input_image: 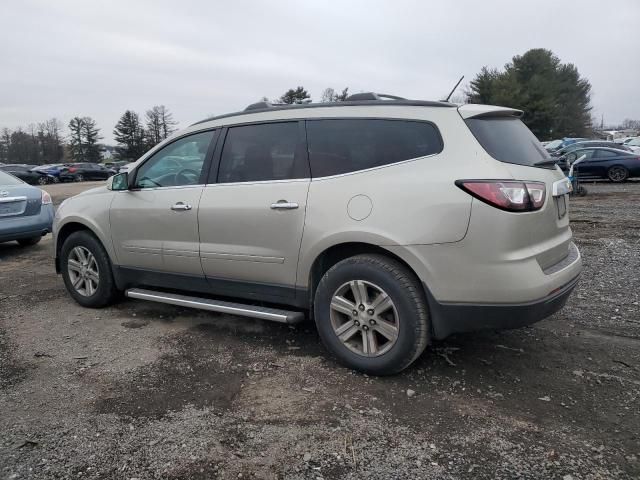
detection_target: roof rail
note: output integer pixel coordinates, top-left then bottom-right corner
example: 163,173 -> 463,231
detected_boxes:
245,101 -> 273,111
345,92 -> 407,101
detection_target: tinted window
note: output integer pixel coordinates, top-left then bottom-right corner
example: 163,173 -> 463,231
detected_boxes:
4,165 -> 27,172
135,130 -> 214,188
217,122 -> 306,183
0,170 -> 24,185
566,149 -> 596,162
306,119 -> 442,177
466,117 -> 549,167
597,150 -> 622,158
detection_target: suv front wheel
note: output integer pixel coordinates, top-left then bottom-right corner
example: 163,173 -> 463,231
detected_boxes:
314,254 -> 429,375
61,230 -> 119,308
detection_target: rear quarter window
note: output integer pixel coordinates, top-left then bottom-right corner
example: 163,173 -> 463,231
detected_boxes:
306,119 -> 443,177
465,117 -> 550,167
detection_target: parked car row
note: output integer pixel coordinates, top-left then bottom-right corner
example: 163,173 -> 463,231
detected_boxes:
0,164 -> 55,185
540,137 -> 640,182
0,163 -> 118,184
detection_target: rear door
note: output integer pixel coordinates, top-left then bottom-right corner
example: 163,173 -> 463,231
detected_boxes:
589,149 -> 620,177
198,121 -> 310,299
110,130 -> 218,275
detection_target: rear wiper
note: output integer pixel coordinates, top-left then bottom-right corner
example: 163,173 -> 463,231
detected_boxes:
533,158 -> 560,167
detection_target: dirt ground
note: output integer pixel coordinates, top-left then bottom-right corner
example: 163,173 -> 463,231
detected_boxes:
1,180 -> 638,479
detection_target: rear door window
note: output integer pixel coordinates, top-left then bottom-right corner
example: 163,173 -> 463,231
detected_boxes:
595,150 -> 621,159
217,122 -> 308,183
465,117 -> 550,167
306,119 -> 442,177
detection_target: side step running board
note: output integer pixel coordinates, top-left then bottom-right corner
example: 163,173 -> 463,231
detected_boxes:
125,288 -> 305,324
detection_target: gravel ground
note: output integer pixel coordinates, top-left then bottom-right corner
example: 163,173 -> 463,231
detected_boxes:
0,180 -> 638,479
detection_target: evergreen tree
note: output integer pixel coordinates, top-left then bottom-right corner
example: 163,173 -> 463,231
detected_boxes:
466,49 -> 592,139
67,116 -> 102,162
0,128 -> 11,164
68,117 -> 86,161
279,86 -> 311,104
81,117 -> 102,163
113,110 -> 146,160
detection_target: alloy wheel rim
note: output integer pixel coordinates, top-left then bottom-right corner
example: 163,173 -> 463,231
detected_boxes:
67,246 -> 99,296
330,280 -> 399,357
609,167 -> 626,181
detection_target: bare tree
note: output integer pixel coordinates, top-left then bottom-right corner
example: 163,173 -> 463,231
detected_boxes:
321,87 -> 349,102
145,105 -> 177,148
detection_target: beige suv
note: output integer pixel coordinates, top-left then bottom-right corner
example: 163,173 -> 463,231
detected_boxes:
53,93 -> 582,374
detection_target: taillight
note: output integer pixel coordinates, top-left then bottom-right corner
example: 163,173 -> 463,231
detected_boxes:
68,167 -> 76,173
41,190 -> 52,205
456,180 -> 546,212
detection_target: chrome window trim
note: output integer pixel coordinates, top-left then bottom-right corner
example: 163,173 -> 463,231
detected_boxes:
204,178 -> 309,187
125,184 -> 205,193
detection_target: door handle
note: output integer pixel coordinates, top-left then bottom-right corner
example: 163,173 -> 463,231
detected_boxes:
171,202 -> 192,211
270,200 -> 299,210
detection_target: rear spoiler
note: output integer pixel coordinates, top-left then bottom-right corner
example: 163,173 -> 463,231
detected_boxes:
458,104 -> 523,119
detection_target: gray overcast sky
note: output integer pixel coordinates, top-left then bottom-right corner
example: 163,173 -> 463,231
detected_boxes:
1,0 -> 638,143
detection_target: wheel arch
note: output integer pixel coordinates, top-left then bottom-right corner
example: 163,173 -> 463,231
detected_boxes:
55,219 -> 114,273
306,242 -> 424,308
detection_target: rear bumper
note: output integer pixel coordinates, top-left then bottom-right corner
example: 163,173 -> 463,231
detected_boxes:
426,274 -> 580,339
0,204 -> 54,243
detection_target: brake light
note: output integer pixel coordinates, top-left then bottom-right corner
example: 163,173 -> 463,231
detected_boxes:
41,190 -> 52,205
456,180 -> 546,212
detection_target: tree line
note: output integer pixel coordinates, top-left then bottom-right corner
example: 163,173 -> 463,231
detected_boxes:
0,105 -> 177,165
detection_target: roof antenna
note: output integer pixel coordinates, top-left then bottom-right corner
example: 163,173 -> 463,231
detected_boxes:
443,75 -> 464,102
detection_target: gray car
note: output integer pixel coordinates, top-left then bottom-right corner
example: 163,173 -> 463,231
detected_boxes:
0,170 -> 54,246
53,93 -> 582,374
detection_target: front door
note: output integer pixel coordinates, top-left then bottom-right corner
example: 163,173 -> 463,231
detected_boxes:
198,121 -> 310,299
110,130 -> 217,276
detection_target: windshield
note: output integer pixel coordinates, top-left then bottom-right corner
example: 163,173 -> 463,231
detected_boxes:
0,170 -> 25,186
465,116 -> 550,167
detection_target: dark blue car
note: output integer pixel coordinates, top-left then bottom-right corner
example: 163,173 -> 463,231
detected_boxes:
31,163 -> 68,182
0,170 -> 55,246
561,147 -> 640,182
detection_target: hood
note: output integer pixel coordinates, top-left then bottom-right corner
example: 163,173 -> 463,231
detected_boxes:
76,185 -> 109,197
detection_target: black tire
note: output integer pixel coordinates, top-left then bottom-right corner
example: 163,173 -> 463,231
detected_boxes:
60,230 -> 119,308
17,236 -> 42,247
607,166 -> 628,183
75,174 -> 85,182
313,254 -> 430,375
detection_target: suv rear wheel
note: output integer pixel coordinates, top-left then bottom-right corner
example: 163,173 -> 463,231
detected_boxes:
61,231 -> 119,308
314,254 -> 429,375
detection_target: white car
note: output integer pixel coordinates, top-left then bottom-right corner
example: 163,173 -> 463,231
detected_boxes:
625,138 -> 640,153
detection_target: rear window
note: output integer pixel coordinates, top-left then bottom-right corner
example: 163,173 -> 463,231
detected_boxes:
306,119 -> 442,177
465,117 -> 550,166
0,170 -> 24,185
